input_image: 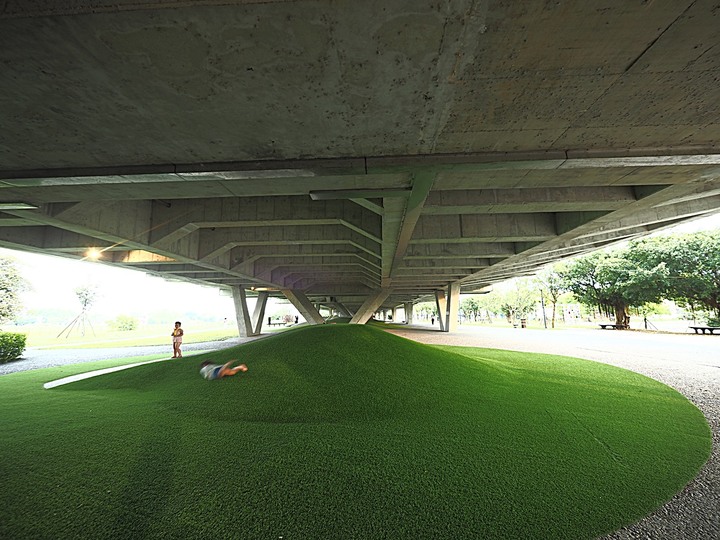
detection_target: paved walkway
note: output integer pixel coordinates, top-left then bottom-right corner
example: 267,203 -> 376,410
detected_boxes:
0,336 -> 264,376
2,325 -> 717,538
388,325 -> 719,540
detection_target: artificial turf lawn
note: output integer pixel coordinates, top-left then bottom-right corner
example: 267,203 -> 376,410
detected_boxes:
0,324 -> 711,539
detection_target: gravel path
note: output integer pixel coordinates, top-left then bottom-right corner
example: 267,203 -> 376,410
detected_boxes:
388,325 -> 720,540
0,336 -> 264,376
3,325 -> 717,538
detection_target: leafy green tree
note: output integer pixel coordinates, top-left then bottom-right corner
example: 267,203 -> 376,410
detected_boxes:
108,315 -> 138,331
630,232 -> 720,321
415,302 -> 437,320
535,266 -> 566,328
0,257 -> 28,325
559,249 -> 668,328
498,279 -> 538,324
460,296 -> 480,321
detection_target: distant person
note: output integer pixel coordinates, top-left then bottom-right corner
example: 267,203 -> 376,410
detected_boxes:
171,321 -> 184,358
199,360 -> 248,380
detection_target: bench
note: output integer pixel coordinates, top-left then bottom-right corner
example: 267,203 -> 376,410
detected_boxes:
689,326 -> 720,335
599,324 -> 628,330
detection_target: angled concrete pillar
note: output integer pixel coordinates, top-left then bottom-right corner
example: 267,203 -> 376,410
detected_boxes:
404,302 -> 413,324
444,282 -> 461,333
251,291 -> 269,334
281,289 -> 325,325
231,286 -> 259,337
434,290 -> 447,331
350,288 -> 393,324
330,301 -> 352,318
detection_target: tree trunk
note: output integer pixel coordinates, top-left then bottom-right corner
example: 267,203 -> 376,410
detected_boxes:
614,303 -> 630,328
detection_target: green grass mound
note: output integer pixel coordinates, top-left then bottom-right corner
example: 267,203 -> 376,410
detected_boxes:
0,324 -> 710,539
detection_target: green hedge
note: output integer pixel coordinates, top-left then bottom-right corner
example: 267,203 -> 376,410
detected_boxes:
0,332 -> 27,363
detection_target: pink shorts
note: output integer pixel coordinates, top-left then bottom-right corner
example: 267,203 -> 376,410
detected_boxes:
173,337 -> 182,344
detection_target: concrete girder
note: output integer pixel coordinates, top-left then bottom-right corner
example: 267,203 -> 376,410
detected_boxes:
412,213 -> 558,242
0,225 -> 113,253
195,224 -> 380,262
444,282 -> 461,333
231,286 -> 258,338
461,179 -> 720,286
281,289 -> 325,325
270,264 -> 380,286
404,242 -> 517,258
149,197 -> 381,249
1,207 -> 155,254
400,258 -> 491,269
249,253 -> 381,275
118,262 -> 208,273
284,272 -> 378,290
107,251 -> 178,264
349,288 -> 394,325
422,186 -> 638,215
386,172 -> 436,283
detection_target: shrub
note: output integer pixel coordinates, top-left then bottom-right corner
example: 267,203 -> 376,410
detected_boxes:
0,332 -> 27,363
707,316 -> 720,327
108,315 -> 138,332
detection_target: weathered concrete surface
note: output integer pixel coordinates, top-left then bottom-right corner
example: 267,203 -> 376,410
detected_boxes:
1,1 -> 720,315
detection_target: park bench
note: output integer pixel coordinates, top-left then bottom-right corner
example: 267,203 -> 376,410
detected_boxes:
599,324 -> 628,330
689,326 -> 720,335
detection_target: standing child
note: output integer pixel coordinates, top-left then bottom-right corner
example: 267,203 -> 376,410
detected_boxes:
171,321 -> 184,358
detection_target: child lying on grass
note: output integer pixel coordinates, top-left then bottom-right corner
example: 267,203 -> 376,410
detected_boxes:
199,360 -> 248,380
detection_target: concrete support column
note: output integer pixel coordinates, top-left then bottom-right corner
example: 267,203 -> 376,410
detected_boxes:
231,286 -> 258,338
331,301 -> 352,318
404,302 -> 413,324
445,282 -> 461,333
434,290 -> 446,331
282,289 -> 325,325
350,288 -> 393,324
251,291 -> 269,335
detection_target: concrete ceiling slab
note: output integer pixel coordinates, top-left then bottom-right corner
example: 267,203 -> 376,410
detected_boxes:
1,1 -> 720,311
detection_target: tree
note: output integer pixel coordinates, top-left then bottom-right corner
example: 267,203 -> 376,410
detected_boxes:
498,279 -> 538,324
630,232 -> 720,322
0,257 -> 28,325
535,266 -> 566,328
415,302 -> 437,320
75,285 -> 98,313
460,296 -> 481,322
559,249 -> 668,328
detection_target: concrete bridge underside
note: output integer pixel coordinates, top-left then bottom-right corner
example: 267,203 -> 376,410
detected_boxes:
1,1 -> 719,335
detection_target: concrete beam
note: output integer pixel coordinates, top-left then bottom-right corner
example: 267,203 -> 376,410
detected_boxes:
434,290 -> 446,332
231,286 -> 258,338
404,302 -> 414,324
349,288 -> 393,324
444,282 -> 461,333
281,289 -> 325,325
251,291 -> 269,335
413,214 -> 557,243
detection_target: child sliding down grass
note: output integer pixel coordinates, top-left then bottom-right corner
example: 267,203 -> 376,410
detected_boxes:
199,360 -> 248,381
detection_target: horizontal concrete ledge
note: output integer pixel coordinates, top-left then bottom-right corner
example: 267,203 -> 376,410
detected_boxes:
3,148 -> 720,182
